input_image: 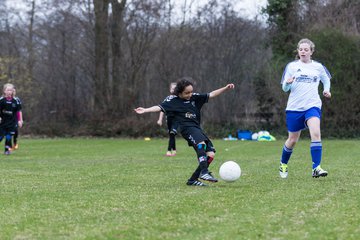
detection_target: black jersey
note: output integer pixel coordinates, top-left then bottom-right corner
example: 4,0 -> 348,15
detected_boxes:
14,97 -> 22,112
161,94 -> 176,129
159,93 -> 209,131
164,96 -> 176,122
0,97 -> 21,129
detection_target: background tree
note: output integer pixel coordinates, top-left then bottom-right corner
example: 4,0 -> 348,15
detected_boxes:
0,0 -> 358,137
110,0 -> 127,116
93,0 -> 110,115
262,0 -> 300,58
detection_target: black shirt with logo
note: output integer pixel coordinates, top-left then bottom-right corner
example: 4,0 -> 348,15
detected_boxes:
0,97 -> 21,130
159,93 -> 209,132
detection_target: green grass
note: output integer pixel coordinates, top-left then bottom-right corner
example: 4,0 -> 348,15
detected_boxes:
0,138 -> 359,239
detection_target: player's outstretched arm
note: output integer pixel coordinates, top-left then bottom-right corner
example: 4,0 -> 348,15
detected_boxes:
134,106 -> 161,114
209,84 -> 235,98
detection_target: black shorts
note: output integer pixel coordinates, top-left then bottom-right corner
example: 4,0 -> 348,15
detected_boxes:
0,125 -> 16,136
181,127 -> 215,152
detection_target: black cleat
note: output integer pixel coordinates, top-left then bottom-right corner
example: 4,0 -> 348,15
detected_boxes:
199,169 -> 218,182
186,179 -> 208,186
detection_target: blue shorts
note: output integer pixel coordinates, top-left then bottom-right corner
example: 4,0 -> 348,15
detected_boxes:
286,107 -> 321,132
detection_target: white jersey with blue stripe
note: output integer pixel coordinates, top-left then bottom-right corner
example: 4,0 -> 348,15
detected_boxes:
281,60 -> 331,111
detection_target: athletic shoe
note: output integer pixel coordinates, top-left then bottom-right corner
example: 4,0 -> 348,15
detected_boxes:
14,144 -> 19,150
186,179 -> 208,186
4,150 -> 11,155
171,150 -> 177,156
312,166 -> 328,178
279,163 -> 288,179
199,169 -> 218,182
165,151 -> 172,157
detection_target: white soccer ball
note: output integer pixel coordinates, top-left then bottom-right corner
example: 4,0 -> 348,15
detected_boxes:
219,161 -> 241,182
251,133 -> 259,141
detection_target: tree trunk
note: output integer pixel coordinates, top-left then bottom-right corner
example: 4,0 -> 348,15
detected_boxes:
110,0 -> 126,116
93,0 -> 110,115
26,0 -> 35,90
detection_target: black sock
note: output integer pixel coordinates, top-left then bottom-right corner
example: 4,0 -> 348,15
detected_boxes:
5,137 -> 12,151
189,166 -> 201,181
199,161 -> 208,171
169,133 -> 176,151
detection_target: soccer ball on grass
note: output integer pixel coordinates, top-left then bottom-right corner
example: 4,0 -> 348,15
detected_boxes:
219,161 -> 241,182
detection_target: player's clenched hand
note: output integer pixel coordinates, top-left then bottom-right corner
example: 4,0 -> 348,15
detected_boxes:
323,91 -> 331,98
226,84 -> 235,89
134,107 -> 146,114
286,76 -> 295,84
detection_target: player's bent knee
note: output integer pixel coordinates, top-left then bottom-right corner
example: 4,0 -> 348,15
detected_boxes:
207,151 -> 215,158
287,137 -> 298,146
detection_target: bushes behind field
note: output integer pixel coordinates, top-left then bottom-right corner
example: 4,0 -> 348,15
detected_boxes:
4,1 -> 360,138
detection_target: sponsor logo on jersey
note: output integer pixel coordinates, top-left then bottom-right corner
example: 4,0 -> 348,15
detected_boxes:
185,112 -> 196,119
295,74 -> 314,83
2,110 -> 13,115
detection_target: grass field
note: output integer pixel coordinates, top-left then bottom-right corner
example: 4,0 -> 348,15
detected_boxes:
0,138 -> 359,239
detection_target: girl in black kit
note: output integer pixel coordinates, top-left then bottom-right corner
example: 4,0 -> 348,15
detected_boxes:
135,77 -> 235,186
157,82 -> 178,157
0,83 -> 23,155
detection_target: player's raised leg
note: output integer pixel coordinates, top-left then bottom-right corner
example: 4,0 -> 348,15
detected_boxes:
279,131 -> 300,178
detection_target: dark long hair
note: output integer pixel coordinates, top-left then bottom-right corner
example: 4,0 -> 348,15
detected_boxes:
173,77 -> 194,96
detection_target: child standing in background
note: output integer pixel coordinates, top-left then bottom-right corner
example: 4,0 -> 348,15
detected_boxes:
0,83 -> 23,155
157,82 -> 178,157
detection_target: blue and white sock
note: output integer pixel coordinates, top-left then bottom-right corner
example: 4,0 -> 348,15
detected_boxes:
280,145 -> 293,164
311,141 -> 322,169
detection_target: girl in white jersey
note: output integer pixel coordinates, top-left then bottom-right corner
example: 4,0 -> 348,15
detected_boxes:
279,38 -> 332,179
